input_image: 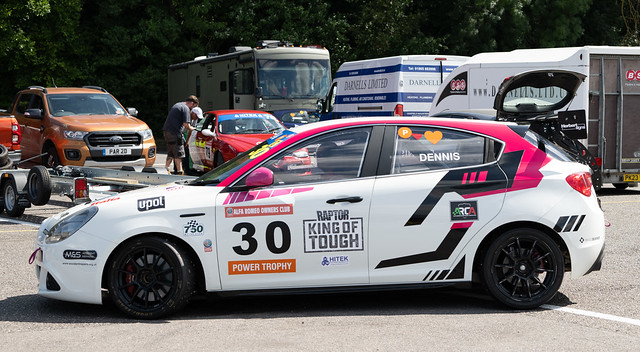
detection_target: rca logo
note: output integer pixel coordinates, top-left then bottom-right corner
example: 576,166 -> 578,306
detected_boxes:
450,201 -> 478,221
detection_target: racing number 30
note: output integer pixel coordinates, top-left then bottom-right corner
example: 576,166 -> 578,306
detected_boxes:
232,221 -> 291,255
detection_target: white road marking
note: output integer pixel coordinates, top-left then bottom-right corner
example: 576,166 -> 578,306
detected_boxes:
542,304 -> 640,327
0,218 -> 40,227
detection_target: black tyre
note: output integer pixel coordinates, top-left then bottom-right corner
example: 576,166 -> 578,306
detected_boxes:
181,147 -> 194,175
0,144 -> 11,169
107,237 -> 195,319
43,144 -> 61,168
613,183 -> 629,190
27,166 -> 52,206
0,158 -> 13,170
482,228 -> 564,309
3,181 -> 25,217
213,151 -> 224,168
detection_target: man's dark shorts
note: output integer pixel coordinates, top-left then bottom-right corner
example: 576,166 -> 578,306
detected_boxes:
163,130 -> 185,159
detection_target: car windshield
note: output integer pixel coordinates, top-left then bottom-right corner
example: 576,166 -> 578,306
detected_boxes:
192,130 -> 297,185
217,113 -> 285,135
257,58 -> 331,99
46,94 -> 126,116
502,85 -> 570,113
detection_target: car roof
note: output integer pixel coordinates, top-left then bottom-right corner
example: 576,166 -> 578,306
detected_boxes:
204,109 -> 276,116
287,116 -> 521,138
26,87 -> 109,94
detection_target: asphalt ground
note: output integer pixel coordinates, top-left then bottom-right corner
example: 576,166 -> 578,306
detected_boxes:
0,173 -> 638,351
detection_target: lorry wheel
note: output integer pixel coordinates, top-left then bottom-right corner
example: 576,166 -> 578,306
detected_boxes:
43,145 -> 61,168
27,166 -> 52,206
3,181 -> 25,217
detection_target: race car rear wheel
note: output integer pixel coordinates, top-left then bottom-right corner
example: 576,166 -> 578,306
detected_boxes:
482,228 -> 564,309
107,237 -> 195,319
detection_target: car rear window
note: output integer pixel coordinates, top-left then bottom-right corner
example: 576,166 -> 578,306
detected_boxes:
524,130 -> 574,162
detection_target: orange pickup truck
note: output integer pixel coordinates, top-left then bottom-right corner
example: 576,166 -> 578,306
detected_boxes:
0,114 -> 22,168
2,86 -> 156,167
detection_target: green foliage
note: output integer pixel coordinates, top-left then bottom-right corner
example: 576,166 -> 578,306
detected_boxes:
0,0 -> 633,138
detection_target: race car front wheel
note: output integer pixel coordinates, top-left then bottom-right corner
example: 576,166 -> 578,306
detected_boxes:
482,228 -> 564,309
107,236 -> 195,319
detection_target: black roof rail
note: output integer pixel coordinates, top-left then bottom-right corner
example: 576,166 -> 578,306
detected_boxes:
82,85 -> 107,92
27,86 -> 47,93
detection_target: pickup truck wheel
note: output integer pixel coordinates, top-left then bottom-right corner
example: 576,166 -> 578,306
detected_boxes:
27,166 -> 52,206
43,145 -> 61,168
3,181 -> 25,217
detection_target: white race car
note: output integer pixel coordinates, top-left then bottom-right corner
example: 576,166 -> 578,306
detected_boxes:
32,116 -> 605,318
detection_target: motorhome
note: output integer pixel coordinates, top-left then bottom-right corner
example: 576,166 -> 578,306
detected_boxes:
168,40 -> 331,126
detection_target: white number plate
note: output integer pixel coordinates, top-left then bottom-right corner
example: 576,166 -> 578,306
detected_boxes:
102,147 -> 132,156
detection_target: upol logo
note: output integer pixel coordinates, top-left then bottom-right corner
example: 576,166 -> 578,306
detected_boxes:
138,196 -> 165,212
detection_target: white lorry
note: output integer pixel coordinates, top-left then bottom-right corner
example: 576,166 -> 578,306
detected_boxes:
430,46 -> 640,189
317,55 -> 469,120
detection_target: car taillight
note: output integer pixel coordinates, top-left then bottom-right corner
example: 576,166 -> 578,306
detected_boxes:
11,121 -> 21,146
393,104 -> 404,116
74,178 -> 89,200
566,172 -> 592,197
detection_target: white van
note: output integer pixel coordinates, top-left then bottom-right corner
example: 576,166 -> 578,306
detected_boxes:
317,55 -> 469,120
430,46 -> 640,189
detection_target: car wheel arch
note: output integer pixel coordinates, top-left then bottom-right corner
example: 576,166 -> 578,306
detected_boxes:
100,232 -> 206,296
472,221 -> 571,276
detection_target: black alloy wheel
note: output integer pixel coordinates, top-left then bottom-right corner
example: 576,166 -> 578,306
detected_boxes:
107,237 -> 195,319
482,228 -> 564,309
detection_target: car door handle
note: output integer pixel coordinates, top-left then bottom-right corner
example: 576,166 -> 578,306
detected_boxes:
326,196 -> 363,204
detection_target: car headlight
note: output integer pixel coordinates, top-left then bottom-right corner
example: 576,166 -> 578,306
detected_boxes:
63,130 -> 89,140
140,129 -> 153,140
45,207 -> 98,244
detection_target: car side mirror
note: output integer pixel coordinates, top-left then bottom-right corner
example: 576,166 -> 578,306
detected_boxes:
245,167 -> 274,187
316,99 -> 325,113
201,129 -> 214,137
127,107 -> 138,117
25,108 -> 43,119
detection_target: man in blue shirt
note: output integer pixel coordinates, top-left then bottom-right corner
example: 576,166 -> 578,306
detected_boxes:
163,95 -> 198,174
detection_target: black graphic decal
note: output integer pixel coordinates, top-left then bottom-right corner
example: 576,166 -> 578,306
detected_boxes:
376,226 -> 469,269
554,215 -> 586,232
446,256 -> 465,280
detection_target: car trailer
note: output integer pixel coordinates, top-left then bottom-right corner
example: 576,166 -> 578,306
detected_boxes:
0,165 -> 195,217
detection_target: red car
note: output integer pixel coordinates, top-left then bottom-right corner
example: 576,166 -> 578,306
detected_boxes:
184,110 -> 287,174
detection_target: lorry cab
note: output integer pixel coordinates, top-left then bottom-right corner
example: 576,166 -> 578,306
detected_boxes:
317,55 -> 469,120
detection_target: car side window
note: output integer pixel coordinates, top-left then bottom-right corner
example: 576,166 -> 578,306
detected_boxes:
246,127 -> 372,186
391,126 -> 487,174
15,94 -> 33,114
